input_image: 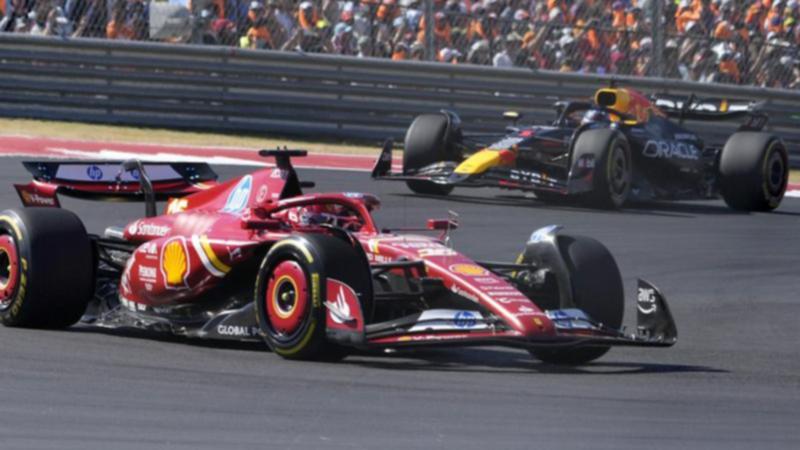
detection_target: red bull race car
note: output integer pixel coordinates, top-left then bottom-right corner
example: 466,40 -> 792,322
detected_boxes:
373,87 -> 789,211
0,151 -> 676,364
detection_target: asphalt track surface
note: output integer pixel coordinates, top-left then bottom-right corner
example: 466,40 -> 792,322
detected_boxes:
0,158 -> 798,450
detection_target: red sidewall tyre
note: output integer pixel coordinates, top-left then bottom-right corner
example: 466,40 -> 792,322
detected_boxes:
0,208 -> 94,329
0,235 -> 20,307
255,234 -> 373,361
265,260 -> 311,339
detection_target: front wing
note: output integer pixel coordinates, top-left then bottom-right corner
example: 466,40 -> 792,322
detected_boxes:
361,279 -> 677,351
371,141 -> 569,194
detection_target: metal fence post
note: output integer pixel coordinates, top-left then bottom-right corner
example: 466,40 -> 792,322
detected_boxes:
651,0 -> 665,78
424,0 -> 434,61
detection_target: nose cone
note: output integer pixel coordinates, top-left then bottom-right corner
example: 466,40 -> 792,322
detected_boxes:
453,149 -> 504,176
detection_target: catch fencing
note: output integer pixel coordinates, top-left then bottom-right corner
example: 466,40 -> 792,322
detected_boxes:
0,34 -> 799,167
1,0 -> 798,89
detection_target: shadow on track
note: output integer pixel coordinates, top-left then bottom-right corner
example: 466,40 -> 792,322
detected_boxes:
343,347 -> 726,375
67,327 -> 722,375
766,208 -> 800,217
68,325 -> 268,352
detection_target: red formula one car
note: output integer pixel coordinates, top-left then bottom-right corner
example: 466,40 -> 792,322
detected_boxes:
0,151 -> 676,364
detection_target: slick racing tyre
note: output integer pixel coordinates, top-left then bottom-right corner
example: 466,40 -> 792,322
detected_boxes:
719,132 -> 788,211
255,234 -> 373,361
572,129 -> 632,209
403,113 -> 459,196
523,234 -> 624,365
0,208 -> 95,328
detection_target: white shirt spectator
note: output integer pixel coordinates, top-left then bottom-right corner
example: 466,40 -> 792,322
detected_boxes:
493,50 -> 513,68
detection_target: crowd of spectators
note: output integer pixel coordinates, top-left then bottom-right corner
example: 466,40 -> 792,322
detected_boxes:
1,0 -> 799,88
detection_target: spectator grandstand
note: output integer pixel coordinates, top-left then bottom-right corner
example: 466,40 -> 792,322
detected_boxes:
0,0 -> 798,88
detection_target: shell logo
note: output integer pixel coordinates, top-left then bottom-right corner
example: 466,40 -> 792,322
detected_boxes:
449,263 -> 488,276
161,237 -> 190,289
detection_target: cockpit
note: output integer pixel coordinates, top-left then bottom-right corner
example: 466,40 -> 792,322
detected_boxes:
554,87 -> 665,128
268,193 -> 380,233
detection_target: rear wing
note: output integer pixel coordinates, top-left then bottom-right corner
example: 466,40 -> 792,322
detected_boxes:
652,94 -> 767,129
14,161 -> 218,208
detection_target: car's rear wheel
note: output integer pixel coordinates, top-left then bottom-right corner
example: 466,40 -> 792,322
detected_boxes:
255,234 -> 372,361
520,234 -> 624,365
404,113 -> 459,196
719,132 -> 788,211
0,208 -> 95,328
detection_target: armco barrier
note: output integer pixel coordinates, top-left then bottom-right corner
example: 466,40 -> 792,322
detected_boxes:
0,34 -> 799,167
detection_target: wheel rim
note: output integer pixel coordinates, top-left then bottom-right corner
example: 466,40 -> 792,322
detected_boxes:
608,144 -> 630,199
265,260 -> 310,339
0,235 -> 19,310
765,149 -> 786,196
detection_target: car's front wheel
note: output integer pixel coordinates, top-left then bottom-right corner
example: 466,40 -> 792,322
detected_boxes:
255,234 -> 372,361
403,113 -> 460,196
517,233 -> 624,364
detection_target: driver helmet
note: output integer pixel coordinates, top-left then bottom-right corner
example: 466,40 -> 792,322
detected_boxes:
581,109 -> 610,125
284,204 -> 341,227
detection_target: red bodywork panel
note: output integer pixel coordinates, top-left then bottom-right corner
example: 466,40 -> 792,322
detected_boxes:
359,235 -> 554,341
108,160 -> 560,344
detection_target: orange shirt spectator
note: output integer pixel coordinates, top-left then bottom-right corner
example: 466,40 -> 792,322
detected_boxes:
677,0 -> 712,33
611,2 -> 626,28
745,0 -> 769,29
417,12 -> 452,47
713,20 -> 735,40
107,3 -> 134,41
392,44 -> 409,61
107,21 -> 134,40
467,13 -> 500,42
547,0 -> 571,23
719,58 -> 741,83
247,25 -> 273,49
298,2 -> 318,30
764,6 -> 785,33
675,0 -> 696,33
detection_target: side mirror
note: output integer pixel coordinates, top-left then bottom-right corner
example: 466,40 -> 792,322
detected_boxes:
503,111 -> 522,126
427,218 -> 459,231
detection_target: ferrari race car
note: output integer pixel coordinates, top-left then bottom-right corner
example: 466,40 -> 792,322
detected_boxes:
373,86 -> 790,211
0,151 -> 676,364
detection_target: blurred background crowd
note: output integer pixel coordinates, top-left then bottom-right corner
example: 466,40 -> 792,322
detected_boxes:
1,0 -> 799,88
